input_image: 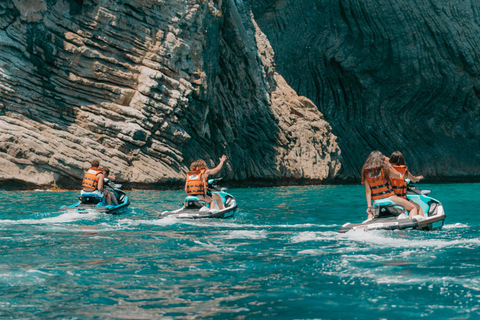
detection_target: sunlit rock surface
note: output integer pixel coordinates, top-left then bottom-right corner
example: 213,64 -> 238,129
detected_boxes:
0,0 -> 340,189
249,0 -> 480,180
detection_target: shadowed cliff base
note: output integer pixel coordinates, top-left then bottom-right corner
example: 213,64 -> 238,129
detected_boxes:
0,179 -> 44,191
0,177 -> 338,191
3,176 -> 480,192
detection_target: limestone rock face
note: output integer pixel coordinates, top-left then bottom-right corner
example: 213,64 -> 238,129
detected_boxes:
0,0 -> 340,189
249,0 -> 480,180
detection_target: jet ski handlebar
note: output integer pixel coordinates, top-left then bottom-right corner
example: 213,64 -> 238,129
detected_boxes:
406,179 -> 431,195
207,178 -> 223,185
104,178 -> 124,191
207,178 -> 227,191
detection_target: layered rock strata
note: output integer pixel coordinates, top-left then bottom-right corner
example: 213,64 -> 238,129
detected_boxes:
249,0 -> 480,180
0,0 -> 340,189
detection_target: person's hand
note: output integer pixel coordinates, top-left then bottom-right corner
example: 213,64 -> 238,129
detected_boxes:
366,207 -> 373,219
415,175 -> 424,182
219,155 -> 227,163
382,155 -> 390,164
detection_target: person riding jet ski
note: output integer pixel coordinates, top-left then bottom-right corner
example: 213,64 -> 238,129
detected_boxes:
101,166 -> 118,206
388,150 -> 425,216
362,150 -> 422,219
81,159 -> 106,202
185,155 -> 227,212
59,159 -> 130,215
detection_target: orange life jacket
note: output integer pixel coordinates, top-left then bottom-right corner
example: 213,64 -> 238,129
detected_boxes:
391,165 -> 408,199
82,168 -> 103,190
364,167 -> 395,200
186,169 -> 207,196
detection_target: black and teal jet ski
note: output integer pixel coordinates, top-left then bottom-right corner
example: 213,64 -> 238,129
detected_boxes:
338,181 -> 446,233
58,180 -> 130,215
158,179 -> 237,219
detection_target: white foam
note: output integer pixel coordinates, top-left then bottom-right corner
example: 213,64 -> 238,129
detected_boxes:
443,223 -> 469,230
216,230 -> 268,240
291,231 -> 338,243
298,249 -> 326,255
0,271 -> 47,285
0,210 -> 101,225
339,229 -> 480,249
374,275 -> 480,289
192,240 -> 238,253
27,269 -> 55,276
176,221 -> 331,229
116,216 -> 179,227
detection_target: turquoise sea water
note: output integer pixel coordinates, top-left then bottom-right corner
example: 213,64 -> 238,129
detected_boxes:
1,183 -> 479,319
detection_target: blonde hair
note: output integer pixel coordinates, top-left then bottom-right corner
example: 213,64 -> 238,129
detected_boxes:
190,159 -> 208,171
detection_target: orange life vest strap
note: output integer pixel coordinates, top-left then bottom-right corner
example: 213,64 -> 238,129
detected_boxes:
186,169 -> 206,196
391,165 -> 408,199
365,167 -> 395,200
82,168 -> 103,190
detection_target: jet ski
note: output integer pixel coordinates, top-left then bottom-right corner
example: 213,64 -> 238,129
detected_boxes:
158,178 -> 237,219
58,180 -> 130,215
338,180 -> 446,233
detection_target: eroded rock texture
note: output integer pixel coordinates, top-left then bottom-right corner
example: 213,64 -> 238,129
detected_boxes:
249,0 -> 480,180
0,0 -> 340,189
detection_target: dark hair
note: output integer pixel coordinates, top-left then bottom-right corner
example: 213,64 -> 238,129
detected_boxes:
91,159 -> 100,167
361,150 -> 391,185
389,151 -> 406,166
101,166 -> 110,176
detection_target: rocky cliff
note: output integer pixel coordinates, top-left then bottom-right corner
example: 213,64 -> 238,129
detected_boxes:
249,0 -> 480,181
0,0 -> 341,189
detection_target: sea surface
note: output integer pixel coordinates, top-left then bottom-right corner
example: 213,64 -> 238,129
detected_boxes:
0,183 -> 479,319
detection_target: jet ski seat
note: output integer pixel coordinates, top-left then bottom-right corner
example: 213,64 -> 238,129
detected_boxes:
371,199 -> 406,218
80,193 -> 103,204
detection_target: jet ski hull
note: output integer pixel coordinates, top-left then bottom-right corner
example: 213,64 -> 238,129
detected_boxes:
159,180 -> 237,219
338,183 -> 446,233
159,202 -> 237,219
58,190 -> 130,215
338,211 -> 445,233
58,196 -> 130,215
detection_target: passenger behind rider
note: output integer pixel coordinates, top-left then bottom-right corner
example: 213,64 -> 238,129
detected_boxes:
387,150 -> 424,216
362,150 -> 420,219
185,155 -> 227,212
81,159 -> 106,202
101,166 -> 118,206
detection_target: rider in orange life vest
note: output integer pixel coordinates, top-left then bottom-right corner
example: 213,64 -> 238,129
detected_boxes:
388,151 -> 424,186
185,155 -> 227,212
387,150 -> 424,215
361,150 -> 421,219
81,159 -> 105,200
101,166 -> 118,206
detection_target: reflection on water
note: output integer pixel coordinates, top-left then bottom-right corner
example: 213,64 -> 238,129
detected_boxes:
0,184 -> 480,318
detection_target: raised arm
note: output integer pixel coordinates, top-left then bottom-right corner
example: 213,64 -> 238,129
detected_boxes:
382,155 -> 402,179
387,165 -> 402,179
405,170 -> 423,182
205,155 -> 227,176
